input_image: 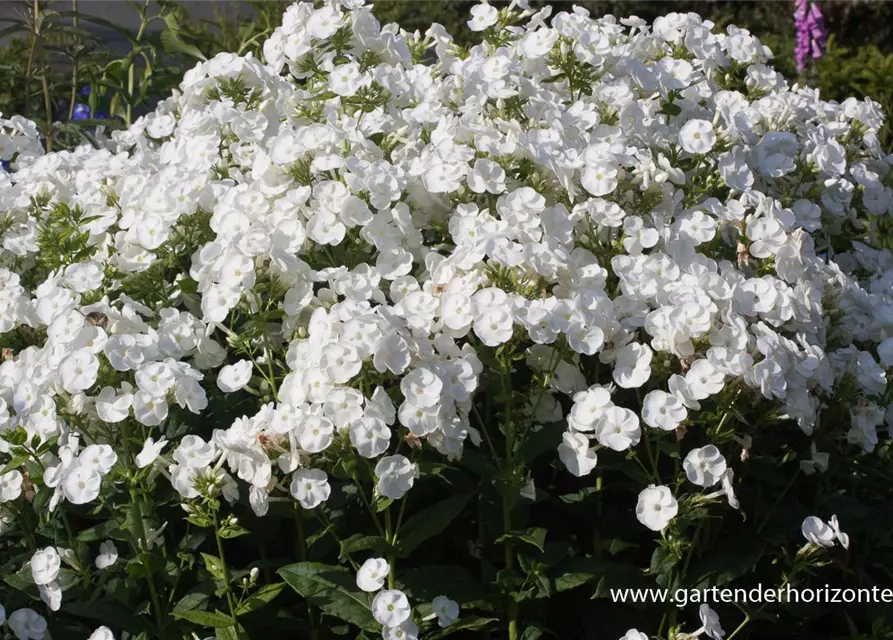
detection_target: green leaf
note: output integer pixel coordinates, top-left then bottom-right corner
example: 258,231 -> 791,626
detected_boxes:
216,626 -> 249,640
397,492 -> 473,558
520,422 -> 565,464
159,29 -> 207,61
552,557 -> 646,595
202,553 -> 227,582
339,534 -> 386,560
1,454 -> 30,474
3,568 -> 33,592
75,518 -> 123,542
126,553 -> 165,578
278,562 -> 377,632
604,538 -> 638,556
235,582 -> 286,616
171,609 -> 234,628
427,616 -> 499,639
219,524 -> 250,539
497,527 -> 547,553
173,592 -> 211,615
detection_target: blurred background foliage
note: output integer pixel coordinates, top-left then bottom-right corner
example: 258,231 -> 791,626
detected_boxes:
0,0 -> 892,149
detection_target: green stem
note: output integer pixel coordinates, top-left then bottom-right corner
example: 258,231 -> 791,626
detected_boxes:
504,500 -> 519,640
385,508 -> 395,589
756,470 -> 800,534
129,485 -> 165,634
314,511 -> 360,571
126,0 -> 151,126
212,508 -> 238,622
726,614 -> 751,640
353,471 -> 385,537
295,508 -> 318,639
471,403 -> 501,467
500,349 -> 520,640
67,0 -> 79,122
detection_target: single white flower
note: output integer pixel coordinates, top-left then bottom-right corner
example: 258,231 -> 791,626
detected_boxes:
375,455 -> 416,499
38,581 -> 62,611
8,608 -> 48,640
697,603 -> 725,640
372,589 -> 411,627
356,557 -> 389,592
467,3 -> 498,31
30,547 -> 61,586
801,516 -> 835,547
62,465 -> 102,504
635,485 -> 678,531
95,540 -> 118,570
0,470 -> 23,502
432,595 -> 459,627
829,514 -> 850,549
217,360 -> 253,393
136,437 -> 169,469
683,445 -> 727,487
87,626 -> 116,640
290,468 -> 331,509
679,119 -> 716,155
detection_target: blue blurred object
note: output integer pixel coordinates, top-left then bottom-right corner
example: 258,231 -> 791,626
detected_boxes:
79,85 -> 91,97
73,103 -> 91,120
1,159 -> 10,172
95,109 -> 109,120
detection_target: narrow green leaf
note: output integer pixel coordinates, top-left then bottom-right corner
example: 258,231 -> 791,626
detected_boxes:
398,492 -> 473,558
497,527 -> 547,553
427,617 -> 499,639
171,609 -> 234,628
159,29 -> 207,61
235,582 -> 286,616
278,562 -> 377,632
202,553 -> 226,582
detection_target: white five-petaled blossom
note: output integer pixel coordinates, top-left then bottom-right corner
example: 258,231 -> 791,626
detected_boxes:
679,119 -> 717,155
467,3 -> 498,31
382,619 -> 419,640
289,468 -> 331,509
136,437 -> 169,468
0,470 -> 23,502
217,360 -> 253,393
371,589 -> 411,627
95,540 -> 119,570
356,557 -> 390,592
642,390 -> 688,431
432,595 -> 459,627
87,627 -> 116,640
803,515 -> 850,549
635,485 -> 678,531
8,608 -> 48,640
558,431 -> 597,477
375,455 -> 416,499
30,547 -> 61,586
683,445 -> 727,487
695,603 -> 725,640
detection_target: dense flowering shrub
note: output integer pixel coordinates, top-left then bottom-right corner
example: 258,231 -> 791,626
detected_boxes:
1,1 -> 893,639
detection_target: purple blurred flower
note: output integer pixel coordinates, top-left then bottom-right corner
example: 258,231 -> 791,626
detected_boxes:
795,0 -> 827,73
72,103 -> 91,120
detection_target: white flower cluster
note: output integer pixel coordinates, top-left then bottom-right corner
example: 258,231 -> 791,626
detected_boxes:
1,0 -> 892,635
354,557 -> 459,637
